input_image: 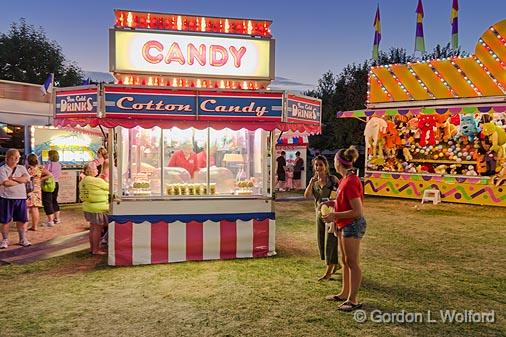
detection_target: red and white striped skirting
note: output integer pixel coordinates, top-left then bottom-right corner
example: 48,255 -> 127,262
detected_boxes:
108,217 -> 276,266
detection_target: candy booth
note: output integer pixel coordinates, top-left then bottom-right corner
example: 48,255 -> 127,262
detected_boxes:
337,19 -> 506,207
54,10 -> 321,265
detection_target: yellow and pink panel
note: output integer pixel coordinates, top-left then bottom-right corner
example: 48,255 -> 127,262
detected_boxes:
364,172 -> 506,207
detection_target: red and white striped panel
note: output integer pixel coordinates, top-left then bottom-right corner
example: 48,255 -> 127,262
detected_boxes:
108,219 -> 276,266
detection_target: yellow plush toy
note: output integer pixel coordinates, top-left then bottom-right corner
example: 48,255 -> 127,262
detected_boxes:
481,122 -> 506,155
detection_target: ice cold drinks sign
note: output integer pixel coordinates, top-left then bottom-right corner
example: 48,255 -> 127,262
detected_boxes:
111,30 -> 273,79
55,88 -> 98,117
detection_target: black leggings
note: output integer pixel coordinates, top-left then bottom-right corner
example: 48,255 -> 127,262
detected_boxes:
42,182 -> 60,215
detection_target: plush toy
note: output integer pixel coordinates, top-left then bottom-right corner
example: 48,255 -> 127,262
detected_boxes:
442,118 -> 458,142
405,163 -> 417,173
364,117 -> 388,158
449,164 -> 459,175
418,115 -> 438,146
407,116 -> 421,139
382,121 -> 402,157
402,147 -> 413,161
434,164 -> 448,175
465,165 -> 478,176
459,115 -> 481,142
492,160 -> 506,186
481,122 -> 506,156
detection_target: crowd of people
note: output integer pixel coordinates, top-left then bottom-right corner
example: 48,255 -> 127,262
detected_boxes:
0,147 -> 110,255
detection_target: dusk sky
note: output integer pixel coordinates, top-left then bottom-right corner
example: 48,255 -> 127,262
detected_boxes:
1,0 -> 506,90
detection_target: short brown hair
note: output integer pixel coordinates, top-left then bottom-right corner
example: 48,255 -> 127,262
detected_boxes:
48,150 -> 59,162
27,153 -> 39,166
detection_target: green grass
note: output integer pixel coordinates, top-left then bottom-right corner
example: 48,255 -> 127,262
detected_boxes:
1,197 -> 505,337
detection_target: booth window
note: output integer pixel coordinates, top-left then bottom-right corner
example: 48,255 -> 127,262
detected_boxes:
117,126 -> 269,198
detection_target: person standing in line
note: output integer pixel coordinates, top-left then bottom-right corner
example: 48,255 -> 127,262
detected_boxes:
79,162 -> 109,255
321,146 -> 366,312
293,151 -> 304,190
0,149 -> 31,248
276,151 -> 287,192
42,150 -> 62,227
26,153 -> 52,231
304,155 -> 340,280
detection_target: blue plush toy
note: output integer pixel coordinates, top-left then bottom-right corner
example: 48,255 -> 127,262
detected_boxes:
458,115 -> 481,142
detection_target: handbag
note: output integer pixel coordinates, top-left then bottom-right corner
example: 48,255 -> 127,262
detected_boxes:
26,177 -> 34,194
42,176 -> 56,193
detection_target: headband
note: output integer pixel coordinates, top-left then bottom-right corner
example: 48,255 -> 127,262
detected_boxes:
337,156 -> 353,166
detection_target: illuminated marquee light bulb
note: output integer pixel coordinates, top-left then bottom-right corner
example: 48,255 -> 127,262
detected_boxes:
146,13 -> 151,28
201,17 -> 206,32
219,80 -> 225,89
127,12 -> 133,27
196,79 -> 202,88
177,16 -> 183,30
224,19 -> 230,33
247,20 -> 253,35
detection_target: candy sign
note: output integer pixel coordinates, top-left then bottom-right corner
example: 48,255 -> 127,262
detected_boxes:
110,30 -> 274,80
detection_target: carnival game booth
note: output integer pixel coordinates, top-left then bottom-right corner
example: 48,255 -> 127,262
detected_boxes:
337,19 -> 506,207
54,84 -> 321,265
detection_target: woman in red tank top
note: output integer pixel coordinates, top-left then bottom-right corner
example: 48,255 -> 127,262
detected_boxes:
321,145 -> 366,312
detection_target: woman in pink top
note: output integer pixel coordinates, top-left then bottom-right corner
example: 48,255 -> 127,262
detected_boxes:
321,146 -> 366,312
42,150 -> 62,227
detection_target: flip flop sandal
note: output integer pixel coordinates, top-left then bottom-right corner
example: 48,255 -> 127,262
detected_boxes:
337,301 -> 363,312
325,294 -> 347,301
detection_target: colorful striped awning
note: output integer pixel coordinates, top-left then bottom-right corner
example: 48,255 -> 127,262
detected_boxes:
337,104 -> 506,118
368,19 -> 506,103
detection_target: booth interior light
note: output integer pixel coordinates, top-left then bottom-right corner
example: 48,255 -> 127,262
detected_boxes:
115,73 -> 269,90
114,9 -> 272,38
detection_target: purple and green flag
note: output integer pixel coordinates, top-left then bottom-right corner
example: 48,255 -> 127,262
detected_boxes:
372,5 -> 381,61
451,0 -> 459,48
415,0 -> 425,53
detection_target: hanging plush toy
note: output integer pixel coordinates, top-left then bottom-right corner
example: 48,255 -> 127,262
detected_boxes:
458,115 -> 481,142
481,122 -> 506,158
364,117 -> 388,158
418,115 -> 438,146
383,120 -> 402,157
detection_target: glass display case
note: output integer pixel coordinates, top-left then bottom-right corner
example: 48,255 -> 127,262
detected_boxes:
115,126 -> 271,199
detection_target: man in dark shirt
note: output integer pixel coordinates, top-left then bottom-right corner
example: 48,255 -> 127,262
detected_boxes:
276,151 -> 286,191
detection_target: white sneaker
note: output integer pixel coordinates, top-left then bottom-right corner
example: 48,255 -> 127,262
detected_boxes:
19,239 -> 31,247
54,219 -> 62,224
0,239 -> 8,249
45,221 -> 54,228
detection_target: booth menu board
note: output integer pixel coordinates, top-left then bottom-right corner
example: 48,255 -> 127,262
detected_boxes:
57,170 -> 79,203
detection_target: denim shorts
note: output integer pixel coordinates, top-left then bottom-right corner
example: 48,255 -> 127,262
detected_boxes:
341,217 -> 367,239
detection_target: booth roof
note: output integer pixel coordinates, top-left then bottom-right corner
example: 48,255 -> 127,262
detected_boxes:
54,117 -> 322,134
368,19 -> 506,104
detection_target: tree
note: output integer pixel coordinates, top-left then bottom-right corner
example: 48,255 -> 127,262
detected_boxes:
0,19 -> 83,86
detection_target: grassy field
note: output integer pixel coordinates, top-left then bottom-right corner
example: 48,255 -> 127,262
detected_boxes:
1,197 -> 505,337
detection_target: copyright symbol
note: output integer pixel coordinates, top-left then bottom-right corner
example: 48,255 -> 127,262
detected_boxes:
353,309 -> 367,323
